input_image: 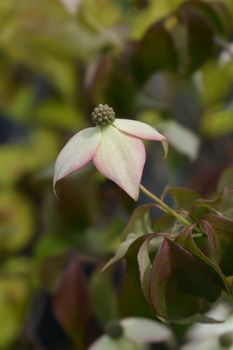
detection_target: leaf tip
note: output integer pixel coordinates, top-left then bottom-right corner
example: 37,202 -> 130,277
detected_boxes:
162,138 -> 169,159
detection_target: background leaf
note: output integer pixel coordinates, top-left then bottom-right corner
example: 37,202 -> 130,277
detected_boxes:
52,253 -> 90,345
158,120 -> 200,160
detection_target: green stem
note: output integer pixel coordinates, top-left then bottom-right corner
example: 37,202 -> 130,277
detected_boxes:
140,184 -> 191,226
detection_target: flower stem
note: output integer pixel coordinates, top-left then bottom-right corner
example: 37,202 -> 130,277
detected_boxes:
140,185 -> 191,226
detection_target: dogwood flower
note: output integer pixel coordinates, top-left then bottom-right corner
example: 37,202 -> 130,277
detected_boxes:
53,104 -> 168,200
89,317 -> 174,350
182,303 -> 232,350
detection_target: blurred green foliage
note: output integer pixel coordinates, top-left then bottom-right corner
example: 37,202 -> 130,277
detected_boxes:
0,0 -> 233,349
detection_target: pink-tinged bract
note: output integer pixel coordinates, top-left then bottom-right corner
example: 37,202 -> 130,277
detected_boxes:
53,108 -> 168,200
113,118 -> 168,158
93,125 -> 146,200
53,127 -> 101,188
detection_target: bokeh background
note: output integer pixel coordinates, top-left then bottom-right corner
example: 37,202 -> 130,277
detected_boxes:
0,0 -> 233,349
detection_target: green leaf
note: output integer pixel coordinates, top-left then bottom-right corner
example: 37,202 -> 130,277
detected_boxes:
0,129 -> 59,188
0,257 -> 34,277
205,215 -> 233,276
157,120 -> 200,160
0,276 -> 31,348
192,189 -> 233,220
164,186 -> 200,211
122,205 -> 153,239
118,237 -> 155,319
129,0 -> 182,40
34,100 -> 85,131
0,192 -> 34,254
131,21 -> 178,83
102,234 -> 146,272
37,57 -> 76,97
179,0 -> 231,37
118,273 -> 153,320
7,87 -> 35,121
177,2 -> 215,73
34,234 -> 69,264
89,269 -> 118,325
152,213 -> 175,232
39,254 -> 68,292
201,60 -> 233,105
103,205 -> 153,271
88,54 -> 137,115
201,108 -> 233,137
218,167 -> 233,192
214,189 -> 233,220
81,0 -> 121,28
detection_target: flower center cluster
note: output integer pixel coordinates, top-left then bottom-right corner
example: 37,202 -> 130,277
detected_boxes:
105,320 -> 124,339
92,104 -> 115,126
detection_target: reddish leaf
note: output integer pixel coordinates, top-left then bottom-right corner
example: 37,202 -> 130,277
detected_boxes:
200,220 -> 220,263
149,239 -> 222,321
137,235 -> 155,310
52,253 -> 90,341
164,186 -> 200,211
205,215 -> 233,276
176,224 -> 219,264
175,224 -> 228,293
191,189 -> 233,220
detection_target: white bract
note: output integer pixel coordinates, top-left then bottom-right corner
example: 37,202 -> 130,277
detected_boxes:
182,303 -> 233,350
53,105 -> 168,200
88,317 -> 173,350
59,0 -> 81,15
